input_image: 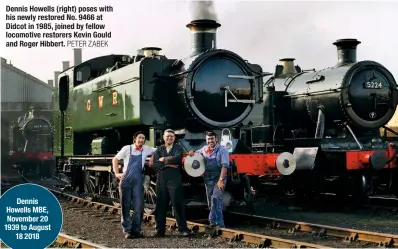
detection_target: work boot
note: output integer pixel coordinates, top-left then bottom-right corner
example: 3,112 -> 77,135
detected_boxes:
130,231 -> 145,238
209,222 -> 218,228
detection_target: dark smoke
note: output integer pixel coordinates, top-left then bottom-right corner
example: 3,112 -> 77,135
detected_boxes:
190,0 -> 218,20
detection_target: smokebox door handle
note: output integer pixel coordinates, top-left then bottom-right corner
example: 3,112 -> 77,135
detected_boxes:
106,113 -> 117,117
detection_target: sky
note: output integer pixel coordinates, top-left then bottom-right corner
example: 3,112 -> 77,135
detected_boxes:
1,0 -> 398,85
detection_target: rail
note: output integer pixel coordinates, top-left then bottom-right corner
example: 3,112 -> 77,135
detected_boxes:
227,211 -> 398,247
13,172 -> 397,248
52,189 -> 328,248
0,233 -> 108,248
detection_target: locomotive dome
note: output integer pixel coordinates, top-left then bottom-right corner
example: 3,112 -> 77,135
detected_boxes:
179,19 -> 258,128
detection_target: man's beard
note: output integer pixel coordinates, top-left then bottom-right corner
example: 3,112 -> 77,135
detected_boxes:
166,141 -> 173,145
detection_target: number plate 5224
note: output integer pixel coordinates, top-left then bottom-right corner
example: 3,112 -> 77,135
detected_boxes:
364,81 -> 383,89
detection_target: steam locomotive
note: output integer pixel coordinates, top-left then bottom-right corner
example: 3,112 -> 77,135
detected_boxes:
249,39 -> 398,203
9,107 -> 54,178
53,17 -> 398,213
53,19 -> 264,211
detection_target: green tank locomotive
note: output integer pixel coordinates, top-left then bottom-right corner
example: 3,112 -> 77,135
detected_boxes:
53,19 -> 265,212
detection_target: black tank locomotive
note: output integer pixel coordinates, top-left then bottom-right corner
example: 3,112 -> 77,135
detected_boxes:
258,38 -> 398,201
9,108 -> 53,178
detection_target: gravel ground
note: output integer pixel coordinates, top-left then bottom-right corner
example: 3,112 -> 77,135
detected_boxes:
59,200 -> 253,248
59,198 -> 382,248
10,169 -> 398,245
231,198 -> 398,235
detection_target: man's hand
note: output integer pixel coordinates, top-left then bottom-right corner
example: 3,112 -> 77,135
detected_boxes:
159,157 -> 165,162
115,173 -> 124,180
217,179 -> 225,191
188,150 -> 194,157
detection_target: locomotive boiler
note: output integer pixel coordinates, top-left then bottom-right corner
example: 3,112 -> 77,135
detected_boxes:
247,38 -> 398,203
9,107 -> 53,178
53,19 -> 264,211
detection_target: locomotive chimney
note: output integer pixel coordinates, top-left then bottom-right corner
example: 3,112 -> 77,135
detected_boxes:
73,48 -> 82,66
186,19 -> 221,55
280,58 -> 297,75
28,106 -> 36,118
333,38 -> 361,66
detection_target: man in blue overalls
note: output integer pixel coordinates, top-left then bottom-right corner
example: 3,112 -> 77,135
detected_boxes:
188,130 -> 230,228
112,131 -> 157,239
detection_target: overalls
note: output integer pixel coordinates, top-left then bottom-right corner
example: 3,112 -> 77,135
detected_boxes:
203,146 -> 227,228
119,146 -> 144,234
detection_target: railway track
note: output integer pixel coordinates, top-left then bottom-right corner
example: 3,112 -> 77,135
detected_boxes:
13,172 -> 325,248
0,233 -> 108,248
5,171 -> 398,248
225,211 -> 398,248
54,189 -> 325,248
50,188 -> 398,248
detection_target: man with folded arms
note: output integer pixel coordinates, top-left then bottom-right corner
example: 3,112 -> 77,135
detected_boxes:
152,129 -> 191,237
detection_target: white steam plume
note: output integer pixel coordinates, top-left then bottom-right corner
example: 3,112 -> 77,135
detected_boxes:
190,0 -> 218,21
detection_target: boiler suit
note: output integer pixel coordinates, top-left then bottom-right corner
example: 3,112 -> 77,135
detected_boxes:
198,145 -> 230,228
119,146 -> 144,234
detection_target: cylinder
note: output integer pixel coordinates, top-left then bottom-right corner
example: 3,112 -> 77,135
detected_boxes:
186,19 -> 221,55
333,39 -> 361,66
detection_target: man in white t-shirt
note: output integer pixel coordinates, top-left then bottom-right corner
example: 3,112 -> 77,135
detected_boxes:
112,131 -> 156,239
